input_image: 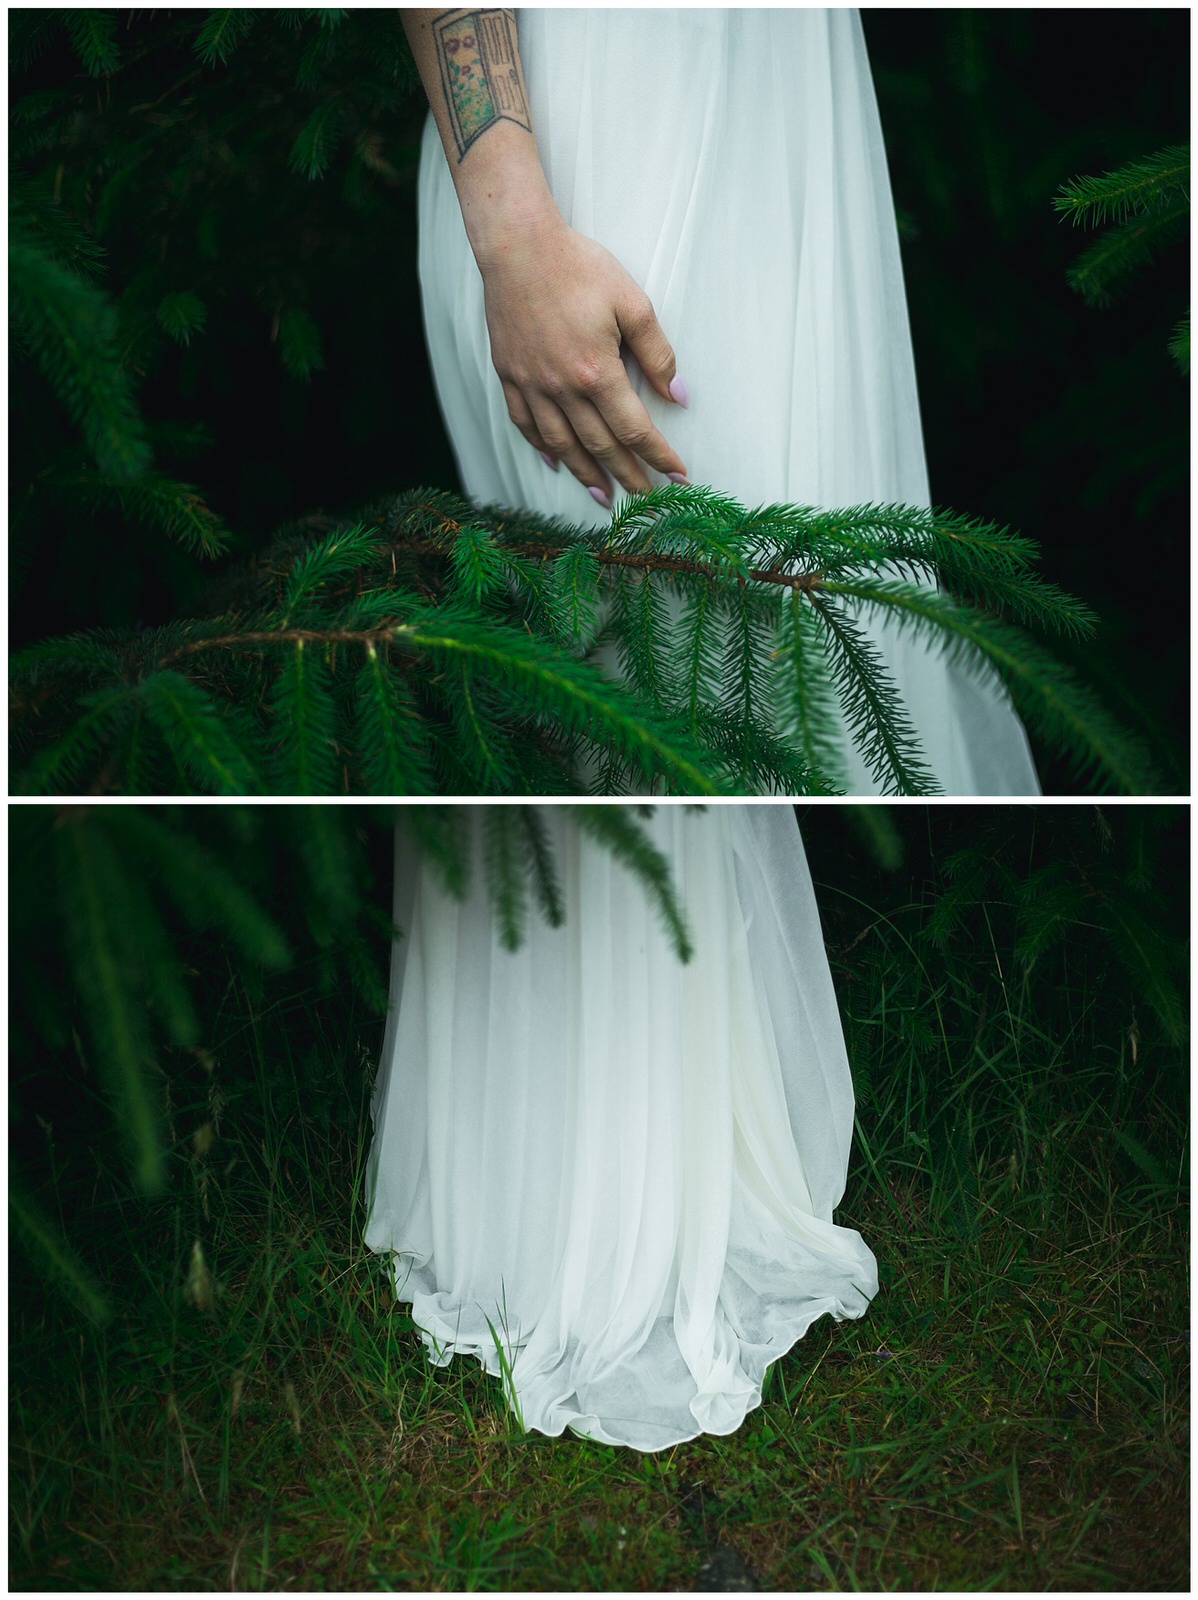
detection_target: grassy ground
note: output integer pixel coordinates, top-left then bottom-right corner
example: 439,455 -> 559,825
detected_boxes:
11,872 -> 1189,1592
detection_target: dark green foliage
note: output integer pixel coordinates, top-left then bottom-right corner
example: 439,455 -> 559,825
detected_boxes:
1054,146 -> 1190,350
470,806 -> 683,960
9,213 -> 152,481
18,805 -> 291,1200
156,291 -> 208,347
9,487 -> 1160,797
192,8 -> 257,68
573,806 -> 694,962
1167,310 -> 1190,377
8,1187 -> 112,1327
140,671 -> 264,794
8,802 -> 688,1234
62,469 -> 230,559
276,304 -> 326,380
9,6 -> 422,644
811,806 -> 1188,1251
9,168 -> 232,579
865,13 -> 1188,788
289,95 -> 347,180
1054,146 -> 1190,230
919,807 -> 1187,1048
62,9 -> 121,78
9,174 -> 107,279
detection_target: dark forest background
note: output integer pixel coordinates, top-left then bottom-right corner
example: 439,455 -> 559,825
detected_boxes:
8,7 -> 1190,791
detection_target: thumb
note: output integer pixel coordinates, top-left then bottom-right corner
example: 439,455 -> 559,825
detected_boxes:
617,291 -> 687,407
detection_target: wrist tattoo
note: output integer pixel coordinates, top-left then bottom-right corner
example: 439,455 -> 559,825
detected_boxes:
433,9 -> 531,161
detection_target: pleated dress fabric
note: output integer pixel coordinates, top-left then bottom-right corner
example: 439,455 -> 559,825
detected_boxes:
364,806 -> 879,1451
415,8 -> 1040,795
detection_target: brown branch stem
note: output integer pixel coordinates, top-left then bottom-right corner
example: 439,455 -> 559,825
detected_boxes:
156,522 -> 826,665
159,626 -> 405,666
389,517 -> 826,593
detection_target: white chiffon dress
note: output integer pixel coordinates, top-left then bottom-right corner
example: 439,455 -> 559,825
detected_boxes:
365,805 -> 879,1450
416,8 -> 1040,795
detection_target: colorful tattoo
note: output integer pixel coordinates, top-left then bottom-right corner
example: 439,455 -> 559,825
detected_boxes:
433,9 -> 531,160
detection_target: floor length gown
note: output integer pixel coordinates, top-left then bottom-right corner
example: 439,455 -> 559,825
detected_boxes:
416,8 -> 1040,795
365,805 -> 879,1450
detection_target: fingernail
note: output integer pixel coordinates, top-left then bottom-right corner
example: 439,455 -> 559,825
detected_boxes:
588,485 -> 612,510
537,450 -> 558,471
666,472 -> 690,485
668,375 -> 690,408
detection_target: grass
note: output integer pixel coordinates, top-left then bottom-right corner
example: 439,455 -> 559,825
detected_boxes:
10,866 -> 1189,1592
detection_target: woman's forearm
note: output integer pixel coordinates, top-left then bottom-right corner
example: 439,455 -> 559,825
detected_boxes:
402,7 -> 688,496
402,8 -> 561,263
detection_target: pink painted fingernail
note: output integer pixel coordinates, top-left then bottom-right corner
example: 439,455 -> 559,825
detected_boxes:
537,450 -> 558,471
588,485 -> 612,510
666,472 -> 690,485
668,375 -> 690,408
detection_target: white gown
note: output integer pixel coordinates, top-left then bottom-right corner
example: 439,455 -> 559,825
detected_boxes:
365,805 -> 879,1450
416,8 -> 1040,795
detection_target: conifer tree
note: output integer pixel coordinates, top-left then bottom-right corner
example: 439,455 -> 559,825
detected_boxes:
1054,145 -> 1190,373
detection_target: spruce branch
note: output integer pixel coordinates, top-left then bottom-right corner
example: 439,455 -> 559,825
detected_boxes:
820,577 -> 1156,792
1053,146 -> 1190,228
772,587 -> 847,790
9,487 -> 1159,796
1064,201 -> 1189,307
354,644 -> 434,795
58,816 -> 164,1192
50,467 -> 231,559
389,613 -> 726,796
270,639 -> 338,794
517,806 -> 567,930
277,305 -> 326,379
1054,145 -> 1189,351
193,9 -> 257,68
9,1188 -> 111,1326
14,684 -> 137,797
156,291 -> 208,346
1168,312 -> 1190,376
810,595 -> 940,796
289,98 -> 346,180
573,806 -> 694,961
280,522 -> 384,620
9,225 -> 152,481
139,671 -> 263,795
483,808 -> 531,951
100,807 -> 291,969
689,705 -> 818,796
8,11 -> 64,74
63,9 -> 122,78
10,177 -> 108,280
548,545 -> 602,648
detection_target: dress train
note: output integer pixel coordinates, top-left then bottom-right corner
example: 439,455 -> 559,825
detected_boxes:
365,805 -> 878,1451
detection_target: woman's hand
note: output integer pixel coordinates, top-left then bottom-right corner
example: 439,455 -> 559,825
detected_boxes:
400,9 -> 686,504
476,211 -> 689,505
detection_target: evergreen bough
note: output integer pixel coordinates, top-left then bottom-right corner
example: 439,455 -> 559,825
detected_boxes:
10,484 -> 1156,795
1054,144 -> 1190,372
